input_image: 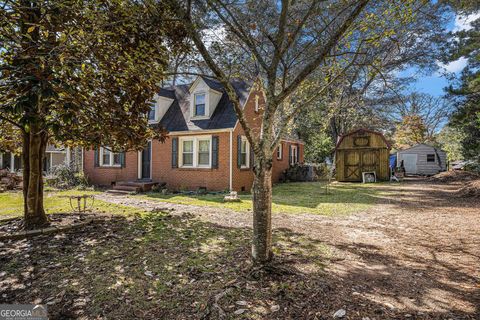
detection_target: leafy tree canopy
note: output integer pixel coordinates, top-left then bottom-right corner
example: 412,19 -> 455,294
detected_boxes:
440,1 -> 479,164
0,0 -> 185,228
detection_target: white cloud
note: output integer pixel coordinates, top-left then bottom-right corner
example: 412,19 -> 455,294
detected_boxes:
437,57 -> 468,73
453,12 -> 480,32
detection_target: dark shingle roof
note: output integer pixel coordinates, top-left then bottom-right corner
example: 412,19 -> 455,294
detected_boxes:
201,77 -> 225,92
157,78 -> 252,132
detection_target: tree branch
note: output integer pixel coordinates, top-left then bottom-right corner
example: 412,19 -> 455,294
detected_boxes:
168,0 -> 258,150
274,0 -> 370,105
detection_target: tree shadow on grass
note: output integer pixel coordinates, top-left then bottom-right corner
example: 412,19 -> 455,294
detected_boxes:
0,212 -> 477,319
143,178 -> 480,215
144,181 -> 381,212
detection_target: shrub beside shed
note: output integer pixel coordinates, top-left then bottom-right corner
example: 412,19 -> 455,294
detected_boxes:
335,129 -> 390,182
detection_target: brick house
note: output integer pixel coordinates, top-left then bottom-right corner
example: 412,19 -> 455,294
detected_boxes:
83,77 -> 304,192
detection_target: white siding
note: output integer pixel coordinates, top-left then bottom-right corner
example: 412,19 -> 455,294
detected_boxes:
398,144 -> 447,175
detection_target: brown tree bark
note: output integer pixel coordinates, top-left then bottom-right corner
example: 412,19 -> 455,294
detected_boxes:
22,132 -> 30,216
251,157 -> 273,264
23,125 -> 49,230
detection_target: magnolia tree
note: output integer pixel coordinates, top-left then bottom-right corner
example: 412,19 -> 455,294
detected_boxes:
0,0 -> 183,229
166,0 -> 436,265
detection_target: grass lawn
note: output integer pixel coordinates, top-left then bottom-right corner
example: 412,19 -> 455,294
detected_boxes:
142,181 -> 383,216
0,189 -> 145,218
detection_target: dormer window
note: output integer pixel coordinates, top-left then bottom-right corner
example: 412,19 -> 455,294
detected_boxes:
194,93 -> 206,116
148,94 -> 174,124
148,104 -> 156,121
189,77 -> 223,119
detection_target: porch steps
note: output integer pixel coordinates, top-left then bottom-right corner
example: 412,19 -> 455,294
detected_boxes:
105,189 -> 135,195
112,185 -> 141,192
108,180 -> 159,194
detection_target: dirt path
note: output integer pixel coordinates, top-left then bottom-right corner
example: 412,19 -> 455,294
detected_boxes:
97,178 -> 480,318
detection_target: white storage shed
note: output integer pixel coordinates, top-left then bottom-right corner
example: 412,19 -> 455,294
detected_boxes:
397,144 -> 447,175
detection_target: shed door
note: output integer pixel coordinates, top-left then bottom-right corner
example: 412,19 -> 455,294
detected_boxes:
361,150 -> 379,173
344,151 -> 361,181
400,153 -> 417,174
344,150 -> 380,181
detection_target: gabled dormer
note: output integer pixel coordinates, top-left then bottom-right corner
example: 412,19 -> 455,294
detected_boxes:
189,77 -> 223,120
148,90 -> 175,124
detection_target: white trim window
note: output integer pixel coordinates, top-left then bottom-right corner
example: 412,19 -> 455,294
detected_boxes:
240,137 -> 250,168
181,140 -> 194,167
194,93 -> 206,117
290,145 -> 298,166
100,147 -> 121,167
179,136 -> 212,168
198,138 -> 211,166
277,144 -> 282,160
147,103 -> 156,122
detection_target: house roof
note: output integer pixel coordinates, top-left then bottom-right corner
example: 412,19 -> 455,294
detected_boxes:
335,128 -> 391,149
156,78 -> 252,132
397,143 -> 446,154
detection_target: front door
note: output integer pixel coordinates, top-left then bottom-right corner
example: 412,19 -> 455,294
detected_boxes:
141,141 -> 151,180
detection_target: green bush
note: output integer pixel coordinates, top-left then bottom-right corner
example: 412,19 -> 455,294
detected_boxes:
47,165 -> 90,189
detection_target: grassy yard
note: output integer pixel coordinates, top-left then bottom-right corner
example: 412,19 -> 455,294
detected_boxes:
142,181 -> 383,216
0,189 -> 145,218
0,181 -> 387,219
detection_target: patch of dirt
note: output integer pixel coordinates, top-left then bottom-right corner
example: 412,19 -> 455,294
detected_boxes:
457,179 -> 480,198
428,170 -> 480,183
0,213 -> 111,237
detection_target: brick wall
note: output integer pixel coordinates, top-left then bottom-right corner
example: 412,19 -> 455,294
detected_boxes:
231,84 -> 304,191
83,82 -> 304,191
151,132 -> 231,191
83,149 -> 138,186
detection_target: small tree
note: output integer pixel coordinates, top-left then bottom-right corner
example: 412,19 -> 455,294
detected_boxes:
437,125 -> 465,162
0,0 -> 183,229
393,115 -> 428,149
166,0 -> 427,265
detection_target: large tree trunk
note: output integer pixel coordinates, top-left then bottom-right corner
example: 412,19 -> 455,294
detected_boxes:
22,132 -> 30,216
251,160 -> 273,265
23,126 -> 49,230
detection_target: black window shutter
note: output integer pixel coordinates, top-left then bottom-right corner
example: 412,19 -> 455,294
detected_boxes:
172,137 -> 178,168
94,148 -> 99,167
296,145 -> 300,164
289,145 -> 292,165
120,152 -> 126,168
237,135 -> 242,168
212,136 -> 219,169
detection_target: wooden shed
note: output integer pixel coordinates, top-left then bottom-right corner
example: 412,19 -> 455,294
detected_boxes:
335,129 -> 390,182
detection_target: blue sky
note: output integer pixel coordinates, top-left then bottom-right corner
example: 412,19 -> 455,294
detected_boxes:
406,12 -> 479,97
